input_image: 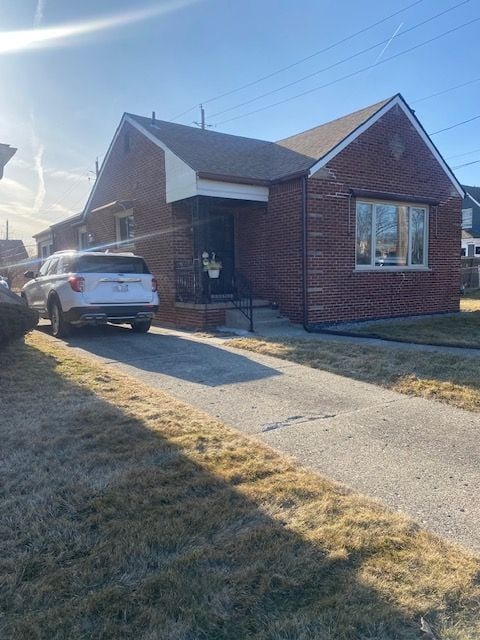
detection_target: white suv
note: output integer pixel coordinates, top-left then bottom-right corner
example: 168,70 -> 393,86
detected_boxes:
22,251 -> 159,337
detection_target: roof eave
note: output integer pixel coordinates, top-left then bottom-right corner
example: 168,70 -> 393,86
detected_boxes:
197,171 -> 270,187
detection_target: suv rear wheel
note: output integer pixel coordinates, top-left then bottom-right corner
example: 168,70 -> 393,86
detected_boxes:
50,298 -> 71,338
130,320 -> 151,333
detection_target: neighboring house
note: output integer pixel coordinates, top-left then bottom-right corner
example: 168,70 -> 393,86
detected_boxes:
33,213 -> 84,261
461,185 -> 480,257
34,93 -> 462,329
0,144 -> 16,179
0,239 -> 28,289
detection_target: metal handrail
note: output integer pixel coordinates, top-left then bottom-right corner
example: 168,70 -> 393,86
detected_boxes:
232,270 -> 254,332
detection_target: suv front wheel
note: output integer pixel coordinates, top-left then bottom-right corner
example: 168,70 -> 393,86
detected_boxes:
130,320 -> 151,333
49,298 -> 71,338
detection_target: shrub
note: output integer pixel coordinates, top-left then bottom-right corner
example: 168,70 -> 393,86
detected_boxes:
0,303 -> 38,346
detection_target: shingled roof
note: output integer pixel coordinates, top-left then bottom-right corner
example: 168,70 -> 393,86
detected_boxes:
277,98 -> 392,158
127,97 -> 396,182
126,114 -> 315,182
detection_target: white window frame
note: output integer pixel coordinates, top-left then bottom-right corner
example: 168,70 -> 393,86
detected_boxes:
355,199 -> 429,271
462,208 -> 473,229
115,209 -> 135,248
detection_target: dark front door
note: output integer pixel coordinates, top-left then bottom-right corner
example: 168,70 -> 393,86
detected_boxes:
203,209 -> 235,298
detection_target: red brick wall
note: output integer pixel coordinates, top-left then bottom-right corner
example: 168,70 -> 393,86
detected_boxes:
306,104 -> 461,325
237,179 -> 304,322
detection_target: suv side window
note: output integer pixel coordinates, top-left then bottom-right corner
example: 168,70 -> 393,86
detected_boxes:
38,259 -> 51,277
57,256 -> 74,274
46,258 -> 59,275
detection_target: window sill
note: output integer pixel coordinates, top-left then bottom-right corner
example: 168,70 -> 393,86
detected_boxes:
354,266 -> 431,273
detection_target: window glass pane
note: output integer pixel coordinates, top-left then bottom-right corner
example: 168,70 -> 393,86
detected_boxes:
411,207 -> 425,265
75,255 -> 149,274
39,260 -> 50,276
462,208 -> 473,229
476,246 -> 480,255
46,258 -> 58,275
118,214 -> 134,242
375,204 -> 408,267
356,203 -> 372,265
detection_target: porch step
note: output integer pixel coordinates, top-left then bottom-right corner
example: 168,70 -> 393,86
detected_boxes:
222,305 -> 291,332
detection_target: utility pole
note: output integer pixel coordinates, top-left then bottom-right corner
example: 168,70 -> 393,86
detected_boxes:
5,219 -> 8,241
95,157 -> 99,178
194,104 -> 212,130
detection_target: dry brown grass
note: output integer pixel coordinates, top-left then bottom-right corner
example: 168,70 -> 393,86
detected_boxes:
225,337 -> 480,413
461,290 -> 480,313
1,333 -> 480,639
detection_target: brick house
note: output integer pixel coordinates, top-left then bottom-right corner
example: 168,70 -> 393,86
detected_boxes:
461,186 -> 480,257
36,93 -> 463,330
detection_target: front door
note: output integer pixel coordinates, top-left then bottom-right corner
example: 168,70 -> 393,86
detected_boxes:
203,209 -> 235,298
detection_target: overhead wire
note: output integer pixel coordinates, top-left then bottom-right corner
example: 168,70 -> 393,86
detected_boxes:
213,16 -> 480,127
167,0 -> 429,121
209,0 -> 470,120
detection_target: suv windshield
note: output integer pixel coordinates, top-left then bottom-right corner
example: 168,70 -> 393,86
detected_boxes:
74,255 -> 149,274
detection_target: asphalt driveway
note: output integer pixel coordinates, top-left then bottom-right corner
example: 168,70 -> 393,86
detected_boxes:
40,322 -> 480,552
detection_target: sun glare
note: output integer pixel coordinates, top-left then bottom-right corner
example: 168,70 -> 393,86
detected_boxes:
0,0 -> 198,54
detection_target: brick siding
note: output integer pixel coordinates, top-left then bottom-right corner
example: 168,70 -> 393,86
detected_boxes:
305,104 -> 461,325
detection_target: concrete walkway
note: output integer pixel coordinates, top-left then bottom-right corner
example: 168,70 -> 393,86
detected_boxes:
44,323 -> 480,552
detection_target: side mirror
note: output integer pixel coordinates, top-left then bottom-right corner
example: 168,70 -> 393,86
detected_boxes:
24,270 -> 35,280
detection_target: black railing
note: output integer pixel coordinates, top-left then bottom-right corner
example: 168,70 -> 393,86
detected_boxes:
175,263 -> 202,303
232,269 -> 254,332
174,265 -> 254,332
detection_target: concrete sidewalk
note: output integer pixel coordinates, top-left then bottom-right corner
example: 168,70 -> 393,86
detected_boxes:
48,323 -> 480,552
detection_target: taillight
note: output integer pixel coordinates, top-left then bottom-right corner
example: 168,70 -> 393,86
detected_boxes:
151,278 -> 158,292
69,276 -> 85,293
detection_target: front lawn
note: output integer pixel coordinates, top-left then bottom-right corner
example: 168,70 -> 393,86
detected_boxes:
225,337 -> 480,412
351,312 -> 480,348
1,333 -> 480,639
345,292 -> 480,348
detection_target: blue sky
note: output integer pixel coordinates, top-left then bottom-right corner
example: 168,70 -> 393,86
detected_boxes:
1,0 -> 480,245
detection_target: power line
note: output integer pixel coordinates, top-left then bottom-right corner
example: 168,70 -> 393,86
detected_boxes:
451,159 -> 480,169
448,146 -> 480,160
209,0 -> 470,120
430,113 -> 480,135
167,0 -> 428,121
412,76 -> 480,104
214,16 -> 480,127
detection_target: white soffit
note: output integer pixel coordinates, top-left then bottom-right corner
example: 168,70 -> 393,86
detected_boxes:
308,95 -> 464,198
197,178 -> 269,202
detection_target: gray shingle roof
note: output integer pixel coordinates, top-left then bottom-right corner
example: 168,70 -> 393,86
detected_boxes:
127,114 -> 315,182
128,97 -> 395,183
0,239 -> 28,261
277,97 -> 392,159
463,185 -> 480,205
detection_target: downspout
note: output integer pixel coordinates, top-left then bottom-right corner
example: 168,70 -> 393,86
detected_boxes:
301,173 -> 312,332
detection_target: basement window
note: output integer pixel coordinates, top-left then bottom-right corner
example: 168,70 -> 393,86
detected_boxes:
356,200 -> 428,270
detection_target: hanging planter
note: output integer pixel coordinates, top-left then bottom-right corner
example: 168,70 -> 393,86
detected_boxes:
208,266 -> 221,279
202,251 -> 222,279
